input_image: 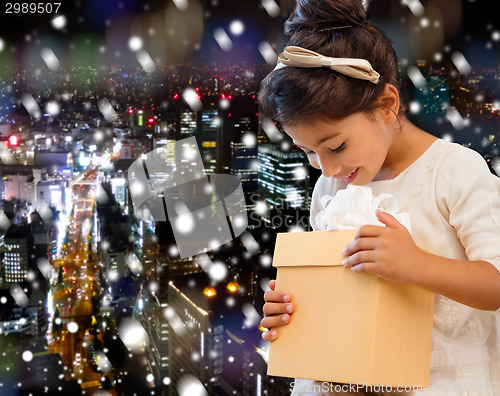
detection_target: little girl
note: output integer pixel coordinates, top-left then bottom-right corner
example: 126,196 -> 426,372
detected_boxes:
259,0 -> 500,395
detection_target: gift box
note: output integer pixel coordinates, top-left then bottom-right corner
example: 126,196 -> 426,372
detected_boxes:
267,229 -> 435,387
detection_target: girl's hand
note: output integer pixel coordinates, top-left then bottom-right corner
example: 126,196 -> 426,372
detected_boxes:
260,280 -> 295,342
342,209 -> 427,284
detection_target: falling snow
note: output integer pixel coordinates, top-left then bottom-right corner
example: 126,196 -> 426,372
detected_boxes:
261,118 -> 283,142
258,42 -> 277,66
213,28 -> 233,51
451,52 -> 472,74
261,0 -> 280,18
40,47 -> 61,71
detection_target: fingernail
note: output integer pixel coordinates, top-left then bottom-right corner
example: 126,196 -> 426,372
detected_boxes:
282,315 -> 289,323
343,248 -> 347,255
271,330 -> 277,337
286,304 -> 293,313
282,294 -> 290,303
342,259 -> 347,267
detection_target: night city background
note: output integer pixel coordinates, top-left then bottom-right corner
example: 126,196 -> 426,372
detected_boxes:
0,0 -> 498,395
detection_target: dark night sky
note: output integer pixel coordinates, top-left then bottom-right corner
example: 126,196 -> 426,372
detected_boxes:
0,0 -> 496,68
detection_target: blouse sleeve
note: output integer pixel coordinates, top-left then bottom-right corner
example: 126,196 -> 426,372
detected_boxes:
436,145 -> 500,313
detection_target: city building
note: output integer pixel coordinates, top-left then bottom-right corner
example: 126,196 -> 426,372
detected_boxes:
3,225 -> 34,284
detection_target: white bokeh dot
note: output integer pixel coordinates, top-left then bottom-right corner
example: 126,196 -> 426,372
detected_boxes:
255,201 -> 267,215
260,254 -> 272,267
128,36 -> 143,52
492,31 -> 500,42
0,296 -> 7,304
182,145 -> 197,160
229,20 -> 245,36
51,15 -> 67,30
409,101 -> 421,114
131,181 -> 145,195
220,98 -> 230,109
293,166 -> 307,180
94,130 -> 105,142
242,133 -> 256,147
22,351 -> 33,362
0,38 -> 4,53
46,101 -> 60,116
442,134 -> 453,142
420,18 -> 429,28
175,214 -> 195,234
67,322 -> 79,333
208,262 -> 227,282
232,215 -> 246,229
226,297 -> 236,307
146,374 -> 154,382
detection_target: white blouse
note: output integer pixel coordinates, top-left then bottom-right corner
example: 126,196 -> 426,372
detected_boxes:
309,139 -> 500,390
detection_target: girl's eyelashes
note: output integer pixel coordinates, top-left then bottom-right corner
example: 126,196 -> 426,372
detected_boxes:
330,142 -> 346,153
299,143 -> 345,156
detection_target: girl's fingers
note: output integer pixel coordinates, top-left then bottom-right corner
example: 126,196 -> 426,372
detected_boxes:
375,209 -> 404,229
263,301 -> 294,316
343,250 -> 375,269
351,262 -> 377,275
262,329 -> 278,342
264,290 -> 291,303
269,279 -> 276,291
260,313 -> 291,330
343,236 -> 378,256
355,224 -> 384,238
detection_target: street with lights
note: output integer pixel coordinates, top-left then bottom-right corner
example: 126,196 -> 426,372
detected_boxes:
47,168 -> 106,392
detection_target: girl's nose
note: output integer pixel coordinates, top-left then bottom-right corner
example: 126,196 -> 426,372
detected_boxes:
318,156 -> 342,178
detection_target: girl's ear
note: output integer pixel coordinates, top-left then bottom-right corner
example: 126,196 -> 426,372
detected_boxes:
377,84 -> 400,124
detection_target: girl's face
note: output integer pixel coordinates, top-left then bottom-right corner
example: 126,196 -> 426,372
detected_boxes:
284,111 -> 396,185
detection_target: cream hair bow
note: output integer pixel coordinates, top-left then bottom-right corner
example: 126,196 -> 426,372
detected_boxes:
274,46 -> 380,84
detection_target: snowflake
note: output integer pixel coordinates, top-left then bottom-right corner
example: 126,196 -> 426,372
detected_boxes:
261,0 -> 280,17
173,0 -> 189,11
41,47 -> 61,71
137,50 -> 156,72
258,42 -> 277,66
213,28 -> 233,51
242,303 -> 260,327
182,88 -> 202,111
407,66 -> 426,88
177,375 -> 208,396
451,52 -> 471,75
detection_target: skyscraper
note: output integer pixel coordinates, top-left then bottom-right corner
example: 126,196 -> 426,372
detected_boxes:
3,225 -> 34,284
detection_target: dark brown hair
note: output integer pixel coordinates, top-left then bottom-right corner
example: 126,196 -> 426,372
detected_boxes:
258,0 -> 402,126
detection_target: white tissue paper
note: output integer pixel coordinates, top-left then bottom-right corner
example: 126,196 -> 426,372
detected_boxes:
315,185 -> 411,232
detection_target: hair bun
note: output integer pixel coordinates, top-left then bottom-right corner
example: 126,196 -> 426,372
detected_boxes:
285,0 -> 367,36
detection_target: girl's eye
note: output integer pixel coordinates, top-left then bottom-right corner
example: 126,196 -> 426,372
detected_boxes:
330,142 -> 345,153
